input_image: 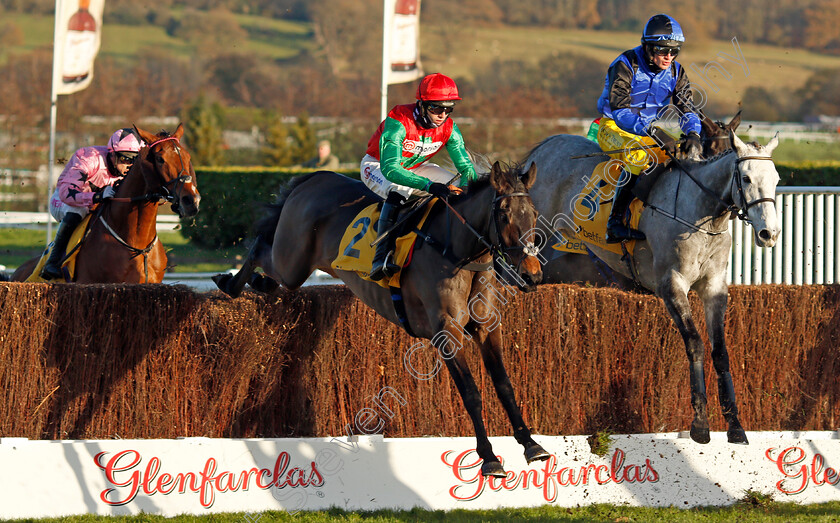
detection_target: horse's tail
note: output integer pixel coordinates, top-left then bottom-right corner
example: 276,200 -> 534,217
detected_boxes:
252,172 -> 322,251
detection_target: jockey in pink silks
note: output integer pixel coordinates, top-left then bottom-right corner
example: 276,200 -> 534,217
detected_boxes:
41,128 -> 145,280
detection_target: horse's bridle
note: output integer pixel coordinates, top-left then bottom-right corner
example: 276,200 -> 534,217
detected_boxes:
654,152 -> 777,232
730,155 -> 777,223
439,191 -> 540,272
144,136 -> 193,212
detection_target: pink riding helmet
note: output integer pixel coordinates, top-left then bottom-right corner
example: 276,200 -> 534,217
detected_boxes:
107,128 -> 144,153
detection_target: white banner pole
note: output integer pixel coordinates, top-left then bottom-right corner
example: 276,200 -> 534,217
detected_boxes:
46,0 -> 63,242
380,0 -> 391,123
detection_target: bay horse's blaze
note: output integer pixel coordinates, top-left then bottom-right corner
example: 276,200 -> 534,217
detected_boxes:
214,162 -> 549,477
9,124 -> 200,284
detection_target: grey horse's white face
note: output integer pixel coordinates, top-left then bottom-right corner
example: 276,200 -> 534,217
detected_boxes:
731,133 -> 781,247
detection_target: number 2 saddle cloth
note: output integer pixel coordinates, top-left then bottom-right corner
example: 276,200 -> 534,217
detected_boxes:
331,199 -> 437,289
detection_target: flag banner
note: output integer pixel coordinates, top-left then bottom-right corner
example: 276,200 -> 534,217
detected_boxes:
53,0 -> 105,95
386,0 -> 423,85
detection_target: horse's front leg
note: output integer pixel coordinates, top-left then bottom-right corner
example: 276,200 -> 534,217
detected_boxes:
472,320 -> 550,465
427,306 -> 504,477
698,280 -> 748,444
658,271 -> 710,444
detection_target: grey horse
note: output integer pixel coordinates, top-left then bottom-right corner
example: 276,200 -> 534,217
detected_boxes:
525,131 -> 780,444
538,110 -> 744,289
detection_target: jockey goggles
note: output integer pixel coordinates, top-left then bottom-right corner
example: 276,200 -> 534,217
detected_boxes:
651,44 -> 680,57
426,104 -> 454,115
114,151 -> 139,164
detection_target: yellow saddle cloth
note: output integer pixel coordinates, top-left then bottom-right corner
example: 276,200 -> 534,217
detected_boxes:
552,160 -> 644,256
331,201 -> 436,288
26,215 -> 92,282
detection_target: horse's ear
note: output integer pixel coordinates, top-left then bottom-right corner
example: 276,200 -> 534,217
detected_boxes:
700,111 -> 717,136
174,123 -> 185,140
521,162 -> 537,190
730,129 -> 750,157
728,109 -> 742,132
765,132 -> 780,154
490,161 -> 513,193
134,126 -> 155,145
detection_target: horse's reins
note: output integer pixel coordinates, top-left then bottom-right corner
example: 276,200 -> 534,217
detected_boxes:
648,150 -> 776,234
110,136 -> 193,205
437,191 -> 539,272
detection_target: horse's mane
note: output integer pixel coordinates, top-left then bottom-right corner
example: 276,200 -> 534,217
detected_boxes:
253,172 -> 322,244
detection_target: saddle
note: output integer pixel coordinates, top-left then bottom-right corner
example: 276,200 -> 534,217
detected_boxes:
26,215 -> 93,282
331,199 -> 437,288
551,160 -> 646,257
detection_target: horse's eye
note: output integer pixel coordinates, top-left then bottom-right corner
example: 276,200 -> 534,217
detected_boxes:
743,175 -> 751,184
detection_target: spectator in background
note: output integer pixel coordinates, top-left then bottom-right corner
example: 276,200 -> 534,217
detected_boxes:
299,139 -> 340,170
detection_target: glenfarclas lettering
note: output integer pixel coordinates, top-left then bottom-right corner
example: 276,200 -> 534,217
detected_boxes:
766,446 -> 840,495
442,448 -> 658,502
94,450 -> 324,508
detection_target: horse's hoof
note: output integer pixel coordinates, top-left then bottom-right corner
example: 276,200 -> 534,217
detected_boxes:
524,443 -> 551,464
690,422 -> 711,444
728,427 -> 749,445
211,273 -> 238,297
481,460 -> 506,478
251,274 -> 280,293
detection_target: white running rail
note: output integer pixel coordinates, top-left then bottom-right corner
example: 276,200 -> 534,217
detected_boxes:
728,187 -> 840,284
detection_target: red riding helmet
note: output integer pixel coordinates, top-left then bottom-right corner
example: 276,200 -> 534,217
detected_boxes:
416,73 -> 461,107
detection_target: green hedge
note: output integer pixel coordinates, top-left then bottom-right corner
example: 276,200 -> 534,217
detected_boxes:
776,161 -> 840,186
182,163 -> 840,248
181,167 -> 360,248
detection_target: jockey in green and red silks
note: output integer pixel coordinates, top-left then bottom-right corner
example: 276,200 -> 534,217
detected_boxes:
361,73 -> 478,281
595,13 -> 704,244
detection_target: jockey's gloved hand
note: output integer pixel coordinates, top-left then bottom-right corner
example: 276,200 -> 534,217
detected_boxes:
427,182 -> 454,198
92,185 -> 116,204
682,131 -> 702,157
649,127 -> 678,156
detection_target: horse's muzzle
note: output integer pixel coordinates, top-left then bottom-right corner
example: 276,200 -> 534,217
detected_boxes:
177,195 -> 200,218
755,226 -> 779,248
518,256 -> 543,291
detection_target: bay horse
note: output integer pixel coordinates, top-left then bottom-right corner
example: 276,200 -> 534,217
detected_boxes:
525,131 -> 780,445
8,124 -> 199,283
213,163 -> 551,477
539,110 -> 744,288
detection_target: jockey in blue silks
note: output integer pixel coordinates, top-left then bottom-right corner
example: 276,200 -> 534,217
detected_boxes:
595,13 -> 703,243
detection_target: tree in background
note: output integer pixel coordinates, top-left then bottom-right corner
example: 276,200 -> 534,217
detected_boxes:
288,113 -> 317,165
181,94 -> 226,166
262,113 -> 293,166
797,69 -> 840,119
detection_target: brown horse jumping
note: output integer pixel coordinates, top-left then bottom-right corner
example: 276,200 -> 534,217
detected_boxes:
9,124 -> 199,283
214,162 -> 550,477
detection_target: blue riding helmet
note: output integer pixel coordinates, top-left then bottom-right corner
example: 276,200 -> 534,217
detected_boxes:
641,14 -> 685,48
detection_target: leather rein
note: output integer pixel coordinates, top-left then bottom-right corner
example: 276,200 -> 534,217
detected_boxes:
434,190 -> 539,273
647,152 -> 777,235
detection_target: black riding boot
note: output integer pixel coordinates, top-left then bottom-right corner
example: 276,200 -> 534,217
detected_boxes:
606,175 -> 646,243
369,197 -> 403,281
41,213 -> 83,280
